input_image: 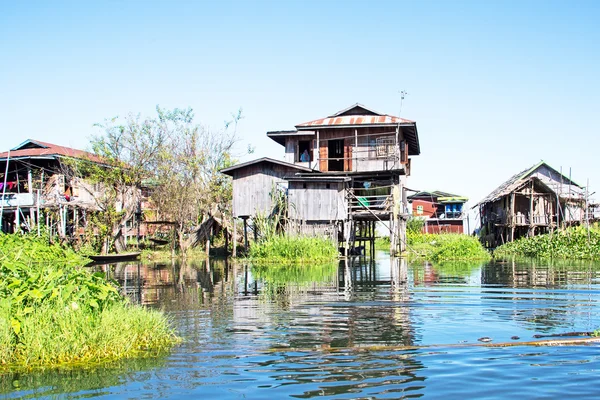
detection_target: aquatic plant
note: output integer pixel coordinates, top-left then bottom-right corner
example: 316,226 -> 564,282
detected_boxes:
407,233 -> 491,261
494,226 -> 600,260
0,233 -> 88,267
249,236 -> 338,263
0,234 -> 180,372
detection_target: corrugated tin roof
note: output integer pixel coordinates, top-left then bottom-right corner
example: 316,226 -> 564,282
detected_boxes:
266,130 -> 315,146
296,103 -> 415,128
0,139 -> 102,163
296,114 -> 414,128
220,157 -> 314,176
409,190 -> 462,199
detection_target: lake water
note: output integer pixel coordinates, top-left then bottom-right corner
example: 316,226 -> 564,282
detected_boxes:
4,252 -> 600,399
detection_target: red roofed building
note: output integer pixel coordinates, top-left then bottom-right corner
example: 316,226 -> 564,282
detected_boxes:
0,139 -> 107,235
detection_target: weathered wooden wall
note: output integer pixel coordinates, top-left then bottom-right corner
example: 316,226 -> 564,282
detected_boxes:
288,181 -> 347,221
287,221 -> 339,244
284,126 -> 410,173
231,164 -> 290,218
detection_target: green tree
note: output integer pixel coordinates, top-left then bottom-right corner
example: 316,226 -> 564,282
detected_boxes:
69,106 -> 240,255
150,109 -> 241,255
72,109 -> 168,253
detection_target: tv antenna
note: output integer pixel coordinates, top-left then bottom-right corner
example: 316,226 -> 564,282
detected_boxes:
398,90 -> 408,117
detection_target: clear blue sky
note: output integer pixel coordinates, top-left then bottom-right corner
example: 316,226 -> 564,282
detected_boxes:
1,0 -> 599,221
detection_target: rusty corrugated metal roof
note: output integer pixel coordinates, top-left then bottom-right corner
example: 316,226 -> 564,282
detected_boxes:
0,139 -> 102,163
296,114 -> 414,128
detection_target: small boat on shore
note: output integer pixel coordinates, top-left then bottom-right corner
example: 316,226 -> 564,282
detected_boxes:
149,237 -> 169,246
88,252 -> 141,263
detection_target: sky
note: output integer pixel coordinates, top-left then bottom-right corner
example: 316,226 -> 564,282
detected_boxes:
1,0 -> 599,227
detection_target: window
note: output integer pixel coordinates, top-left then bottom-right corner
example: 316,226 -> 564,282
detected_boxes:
298,140 -> 311,162
376,137 -> 395,158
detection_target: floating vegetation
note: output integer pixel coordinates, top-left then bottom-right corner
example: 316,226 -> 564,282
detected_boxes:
494,226 -> 600,260
249,236 -> 338,263
0,234 -> 180,372
407,233 -> 491,261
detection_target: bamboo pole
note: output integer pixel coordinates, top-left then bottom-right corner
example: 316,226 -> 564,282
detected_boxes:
0,150 -> 10,231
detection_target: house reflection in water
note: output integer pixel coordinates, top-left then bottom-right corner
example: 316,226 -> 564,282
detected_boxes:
89,255 -> 415,349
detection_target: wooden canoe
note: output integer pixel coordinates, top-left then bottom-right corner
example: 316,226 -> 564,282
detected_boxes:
88,252 -> 141,263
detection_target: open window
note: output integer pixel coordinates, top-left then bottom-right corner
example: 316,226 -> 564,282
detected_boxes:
298,140 -> 312,162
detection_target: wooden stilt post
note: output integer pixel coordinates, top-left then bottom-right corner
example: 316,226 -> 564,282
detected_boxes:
205,223 -> 211,257
529,180 -> 534,237
243,217 -> 249,251
233,218 -> 238,257
510,192 -> 516,242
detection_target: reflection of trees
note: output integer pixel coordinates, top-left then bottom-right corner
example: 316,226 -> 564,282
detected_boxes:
90,255 -> 418,350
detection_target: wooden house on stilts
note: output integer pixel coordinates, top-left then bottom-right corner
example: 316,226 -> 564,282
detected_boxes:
221,104 -> 421,256
474,161 -> 588,248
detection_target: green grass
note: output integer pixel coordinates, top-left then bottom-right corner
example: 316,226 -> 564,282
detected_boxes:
0,233 -> 180,372
1,302 -> 177,371
407,232 -> 491,261
494,226 -> 600,260
249,235 -> 338,263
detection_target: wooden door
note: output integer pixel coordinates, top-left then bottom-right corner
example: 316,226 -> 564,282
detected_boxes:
344,138 -> 352,171
319,142 -> 328,172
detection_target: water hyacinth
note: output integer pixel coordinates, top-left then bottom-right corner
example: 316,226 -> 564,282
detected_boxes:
249,236 -> 338,263
407,232 -> 491,261
494,226 -> 600,260
0,234 -> 180,372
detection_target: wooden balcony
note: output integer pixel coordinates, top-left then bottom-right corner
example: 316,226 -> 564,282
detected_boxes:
348,194 -> 394,221
0,192 -> 34,208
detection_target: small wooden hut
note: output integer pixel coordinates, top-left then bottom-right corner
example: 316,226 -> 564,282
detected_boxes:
474,161 -> 587,248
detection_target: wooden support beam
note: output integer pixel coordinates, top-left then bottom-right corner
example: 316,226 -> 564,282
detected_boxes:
243,217 -> 248,251
233,218 -> 237,257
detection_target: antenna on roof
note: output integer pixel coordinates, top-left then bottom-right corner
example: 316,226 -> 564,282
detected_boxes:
398,90 -> 408,117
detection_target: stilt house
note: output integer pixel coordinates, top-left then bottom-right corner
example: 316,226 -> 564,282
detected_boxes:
0,139 -> 145,241
221,104 -> 421,255
474,161 -> 587,248
408,191 -> 468,233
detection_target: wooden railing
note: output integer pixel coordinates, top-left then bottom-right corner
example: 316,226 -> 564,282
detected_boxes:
349,194 -> 392,212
